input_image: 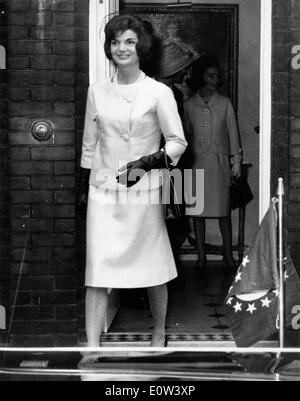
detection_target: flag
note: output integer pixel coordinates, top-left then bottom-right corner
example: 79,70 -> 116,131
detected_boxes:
225,202 -> 300,347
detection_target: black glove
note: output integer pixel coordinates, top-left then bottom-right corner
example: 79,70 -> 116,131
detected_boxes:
116,150 -> 172,188
78,167 -> 90,217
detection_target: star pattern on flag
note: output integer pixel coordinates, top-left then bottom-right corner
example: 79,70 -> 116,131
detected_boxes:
246,303 -> 257,314
226,297 -> 234,305
224,204 -> 300,347
242,255 -> 250,268
233,302 -> 242,313
235,272 -> 242,283
261,297 -> 272,308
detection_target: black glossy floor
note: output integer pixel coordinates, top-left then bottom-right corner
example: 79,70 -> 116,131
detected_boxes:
107,260 -> 236,346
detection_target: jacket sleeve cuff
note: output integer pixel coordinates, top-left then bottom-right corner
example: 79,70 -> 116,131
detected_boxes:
80,159 -> 93,169
164,141 -> 187,166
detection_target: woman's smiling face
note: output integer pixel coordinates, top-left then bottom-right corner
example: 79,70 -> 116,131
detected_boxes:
110,29 -> 140,68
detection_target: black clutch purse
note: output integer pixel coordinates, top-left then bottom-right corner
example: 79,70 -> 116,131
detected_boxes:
162,147 -> 185,219
163,169 -> 185,219
230,177 -> 254,210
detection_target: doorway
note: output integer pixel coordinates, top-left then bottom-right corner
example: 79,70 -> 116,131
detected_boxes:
86,0 -> 270,346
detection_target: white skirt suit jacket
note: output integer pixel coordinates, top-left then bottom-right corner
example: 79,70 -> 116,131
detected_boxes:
81,73 -> 187,288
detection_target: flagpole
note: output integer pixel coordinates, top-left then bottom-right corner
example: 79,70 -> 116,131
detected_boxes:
277,177 -> 285,348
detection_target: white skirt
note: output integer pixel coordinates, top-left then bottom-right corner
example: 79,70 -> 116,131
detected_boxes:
85,185 -> 178,288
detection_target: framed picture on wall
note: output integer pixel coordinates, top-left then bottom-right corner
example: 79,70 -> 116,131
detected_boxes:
120,3 -> 239,109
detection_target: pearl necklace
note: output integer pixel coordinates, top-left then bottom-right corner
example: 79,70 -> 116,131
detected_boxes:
112,70 -> 144,85
113,71 -> 145,103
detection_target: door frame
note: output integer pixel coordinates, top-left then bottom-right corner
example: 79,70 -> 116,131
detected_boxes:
89,0 -> 272,223
89,0 -> 119,83
259,0 -> 272,221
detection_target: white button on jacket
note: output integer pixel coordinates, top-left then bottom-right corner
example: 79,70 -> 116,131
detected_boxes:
184,92 -> 241,157
81,74 -> 188,191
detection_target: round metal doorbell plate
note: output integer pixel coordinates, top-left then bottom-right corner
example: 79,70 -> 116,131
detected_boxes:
31,121 -> 53,142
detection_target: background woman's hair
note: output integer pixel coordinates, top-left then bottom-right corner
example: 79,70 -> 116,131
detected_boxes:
104,14 -> 154,67
188,54 -> 221,91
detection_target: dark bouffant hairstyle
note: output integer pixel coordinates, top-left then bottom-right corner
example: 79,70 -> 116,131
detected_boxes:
189,54 -> 221,90
104,14 -> 154,66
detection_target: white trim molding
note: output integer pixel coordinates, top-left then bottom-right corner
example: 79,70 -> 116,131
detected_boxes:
259,0 -> 272,222
89,0 -> 120,333
89,0 -> 119,84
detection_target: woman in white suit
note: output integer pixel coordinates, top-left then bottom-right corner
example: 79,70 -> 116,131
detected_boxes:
78,15 -> 187,348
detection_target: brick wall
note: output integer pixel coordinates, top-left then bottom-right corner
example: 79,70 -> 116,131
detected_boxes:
288,0 -> 300,272
0,0 -> 9,342
272,0 -> 300,274
272,0 -> 300,347
7,0 -> 78,346
271,0 -> 291,267
272,0 -> 290,194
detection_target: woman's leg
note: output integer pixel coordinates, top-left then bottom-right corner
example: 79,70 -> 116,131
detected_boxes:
193,217 -> 207,268
219,216 -> 236,268
85,287 -> 109,347
147,284 -> 168,347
